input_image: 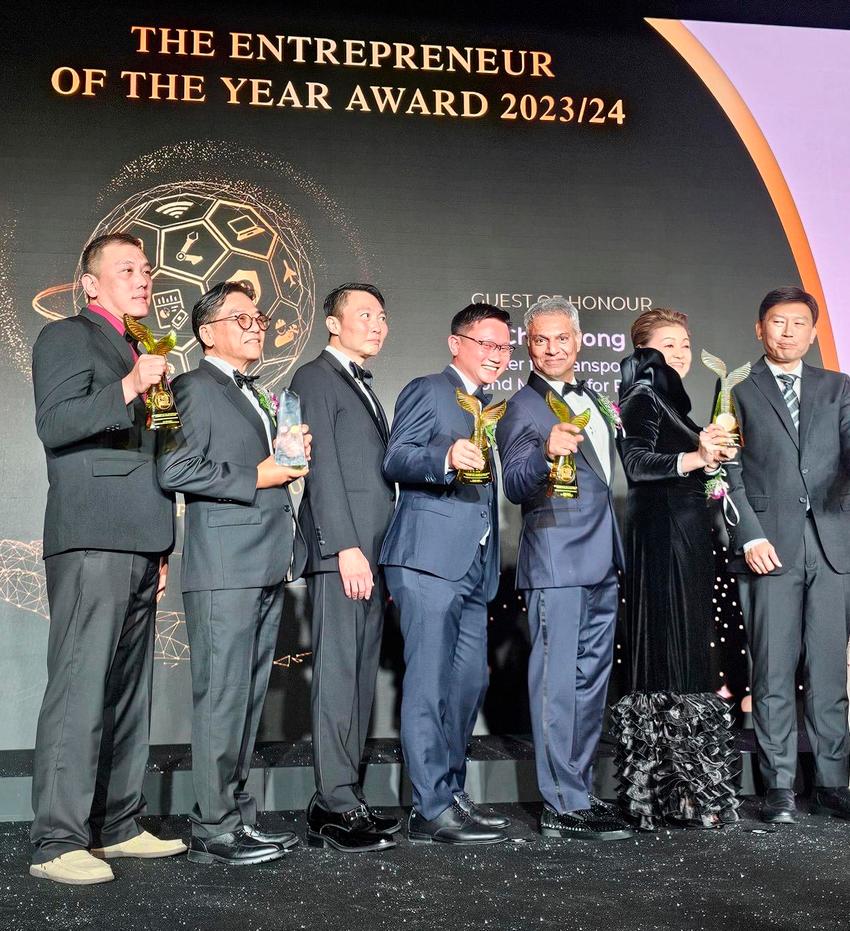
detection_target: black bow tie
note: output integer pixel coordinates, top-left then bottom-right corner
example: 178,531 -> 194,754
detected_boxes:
562,380 -> 587,397
473,387 -> 492,406
233,370 -> 259,390
350,362 -> 374,386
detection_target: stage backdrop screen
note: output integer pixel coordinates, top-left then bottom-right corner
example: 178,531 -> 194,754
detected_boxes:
0,4 -> 844,748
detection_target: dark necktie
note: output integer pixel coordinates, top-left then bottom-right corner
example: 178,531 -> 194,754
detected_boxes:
123,331 -> 139,359
350,362 -> 389,441
777,373 -> 800,431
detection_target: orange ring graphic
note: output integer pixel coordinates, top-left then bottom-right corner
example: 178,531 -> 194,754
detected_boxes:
647,18 -> 838,371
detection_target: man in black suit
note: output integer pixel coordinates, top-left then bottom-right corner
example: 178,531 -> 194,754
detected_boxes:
289,283 -> 398,853
158,280 -> 310,865
30,232 -> 184,885
726,286 -> 850,824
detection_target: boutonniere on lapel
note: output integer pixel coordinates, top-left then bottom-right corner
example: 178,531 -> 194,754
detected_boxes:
595,393 -> 624,435
255,387 -> 280,424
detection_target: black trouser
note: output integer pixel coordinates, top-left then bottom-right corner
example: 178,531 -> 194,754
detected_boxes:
182,584 -> 285,839
307,572 -> 385,812
31,550 -> 159,864
738,517 -> 850,789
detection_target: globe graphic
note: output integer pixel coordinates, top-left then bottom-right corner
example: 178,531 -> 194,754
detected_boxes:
71,180 -> 315,385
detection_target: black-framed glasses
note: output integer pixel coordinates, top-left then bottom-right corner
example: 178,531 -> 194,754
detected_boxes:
456,333 -> 514,355
207,312 -> 271,331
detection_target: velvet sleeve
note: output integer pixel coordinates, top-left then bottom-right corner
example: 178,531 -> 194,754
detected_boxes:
617,386 -> 683,482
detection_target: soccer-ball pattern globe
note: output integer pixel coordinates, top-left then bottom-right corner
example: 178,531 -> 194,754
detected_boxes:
72,180 -> 315,385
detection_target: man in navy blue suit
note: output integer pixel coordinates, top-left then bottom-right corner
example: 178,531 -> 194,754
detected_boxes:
381,303 -> 512,845
496,298 -> 633,840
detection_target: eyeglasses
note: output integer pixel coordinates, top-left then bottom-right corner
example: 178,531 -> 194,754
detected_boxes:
206,312 -> 271,331
455,333 -> 514,355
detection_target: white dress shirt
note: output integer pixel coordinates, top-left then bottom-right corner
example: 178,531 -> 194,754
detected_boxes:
323,345 -> 378,415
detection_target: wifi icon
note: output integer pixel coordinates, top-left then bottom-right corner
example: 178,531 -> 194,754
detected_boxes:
156,200 -> 195,219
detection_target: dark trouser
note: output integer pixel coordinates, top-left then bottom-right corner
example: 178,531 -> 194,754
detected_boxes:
524,567 -> 619,814
738,517 -> 850,789
30,550 -> 159,864
182,584 -> 285,839
307,571 -> 385,812
385,548 -> 488,821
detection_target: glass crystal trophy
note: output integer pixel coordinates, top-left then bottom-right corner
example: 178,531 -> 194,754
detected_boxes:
274,389 -> 308,469
701,350 -> 751,446
546,391 -> 591,498
454,389 -> 507,485
123,314 -> 181,430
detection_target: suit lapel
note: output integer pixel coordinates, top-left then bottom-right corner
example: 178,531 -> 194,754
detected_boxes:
443,365 -> 477,432
528,371 -> 609,485
79,306 -> 135,377
321,350 -> 388,444
200,359 -> 271,451
751,357 -> 799,449
798,361 -> 821,452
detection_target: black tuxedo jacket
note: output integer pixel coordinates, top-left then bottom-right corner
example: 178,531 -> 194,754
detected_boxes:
157,359 -> 306,592
32,306 -> 174,558
289,350 -> 395,573
725,355 -> 850,574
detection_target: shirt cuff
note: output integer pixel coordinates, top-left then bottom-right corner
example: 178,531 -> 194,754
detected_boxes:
676,453 -> 686,477
743,538 -> 768,553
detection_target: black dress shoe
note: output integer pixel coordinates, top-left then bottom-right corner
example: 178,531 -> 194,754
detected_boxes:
243,824 -> 300,850
306,801 -> 396,853
364,806 -> 402,835
408,804 -> 508,845
811,786 -> 850,820
453,791 -> 511,829
187,829 -> 287,866
762,788 -> 797,824
539,805 -> 634,841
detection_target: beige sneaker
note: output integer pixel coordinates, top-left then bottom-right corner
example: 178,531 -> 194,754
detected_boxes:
91,829 -> 187,860
29,850 -> 115,885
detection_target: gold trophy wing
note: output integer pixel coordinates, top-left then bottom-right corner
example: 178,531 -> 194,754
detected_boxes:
480,399 -> 507,427
546,390 -> 572,423
123,315 -> 158,354
455,388 -> 482,423
700,349 -> 728,380
570,409 -> 592,431
726,362 -> 752,388
152,331 -> 177,356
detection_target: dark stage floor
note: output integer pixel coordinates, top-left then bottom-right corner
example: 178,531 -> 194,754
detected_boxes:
2,799 -> 849,931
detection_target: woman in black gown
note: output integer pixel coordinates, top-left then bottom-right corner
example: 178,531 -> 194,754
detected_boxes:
611,308 -> 740,830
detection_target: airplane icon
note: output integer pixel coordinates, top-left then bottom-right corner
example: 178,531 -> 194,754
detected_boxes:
282,261 -> 298,286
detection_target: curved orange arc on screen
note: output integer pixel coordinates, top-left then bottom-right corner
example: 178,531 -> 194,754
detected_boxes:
647,18 -> 838,371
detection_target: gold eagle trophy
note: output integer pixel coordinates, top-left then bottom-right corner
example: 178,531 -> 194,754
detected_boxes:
455,389 -> 507,484
546,391 -> 592,498
123,314 -> 182,430
701,350 -> 751,446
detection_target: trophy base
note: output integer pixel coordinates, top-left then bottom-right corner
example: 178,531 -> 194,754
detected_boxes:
457,469 -> 492,485
150,411 -> 181,430
547,482 -> 579,499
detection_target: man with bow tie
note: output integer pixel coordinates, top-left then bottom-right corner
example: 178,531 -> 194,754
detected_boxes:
380,303 -> 513,845
496,298 -> 633,841
158,280 -> 310,866
289,284 -> 399,853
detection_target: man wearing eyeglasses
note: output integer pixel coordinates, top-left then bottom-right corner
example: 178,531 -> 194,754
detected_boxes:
380,303 -> 513,845
158,280 -> 311,866
495,298 -> 631,841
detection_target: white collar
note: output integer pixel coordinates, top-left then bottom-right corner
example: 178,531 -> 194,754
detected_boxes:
449,364 -> 482,396
323,344 -> 367,374
535,370 -> 581,396
765,357 -> 803,380
204,354 -> 246,382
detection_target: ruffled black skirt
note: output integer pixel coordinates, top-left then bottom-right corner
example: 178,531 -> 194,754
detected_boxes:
610,691 -> 740,830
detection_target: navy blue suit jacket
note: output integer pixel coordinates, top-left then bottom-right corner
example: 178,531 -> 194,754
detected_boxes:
380,366 -> 500,600
496,371 -> 624,590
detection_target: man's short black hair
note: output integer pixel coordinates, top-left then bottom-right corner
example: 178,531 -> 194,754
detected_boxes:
324,282 -> 385,320
451,302 -> 511,334
81,232 -> 145,276
758,286 -> 819,325
192,279 -> 257,348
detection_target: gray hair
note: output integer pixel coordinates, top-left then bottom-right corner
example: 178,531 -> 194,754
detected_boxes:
524,297 -> 581,335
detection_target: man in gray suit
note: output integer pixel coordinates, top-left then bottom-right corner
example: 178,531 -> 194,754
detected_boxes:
290,284 -> 398,853
30,232 -> 184,885
726,286 -> 850,824
381,303 -> 513,845
158,280 -> 310,865
496,298 -> 632,841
